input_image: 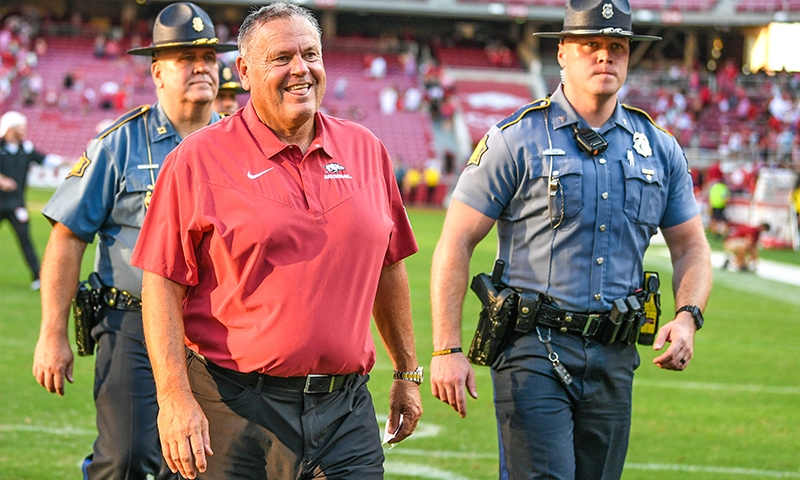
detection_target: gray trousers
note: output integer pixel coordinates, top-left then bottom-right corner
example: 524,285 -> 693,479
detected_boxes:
493,329 -> 639,480
87,309 -> 174,480
186,351 -> 385,480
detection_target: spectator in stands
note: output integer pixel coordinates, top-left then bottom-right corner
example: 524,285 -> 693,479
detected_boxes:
380,84 -> 398,114
430,1 -> 711,480
370,54 -> 387,78
213,58 -> 246,115
403,86 -> 422,111
723,222 -> 770,272
93,33 -> 106,58
0,111 -> 45,290
31,4 -> 236,479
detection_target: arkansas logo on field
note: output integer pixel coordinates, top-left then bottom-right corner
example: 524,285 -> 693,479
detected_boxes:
323,162 -> 352,179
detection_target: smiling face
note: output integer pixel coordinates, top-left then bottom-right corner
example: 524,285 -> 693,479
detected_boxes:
152,46 -> 219,109
237,15 -> 326,139
558,35 -> 630,106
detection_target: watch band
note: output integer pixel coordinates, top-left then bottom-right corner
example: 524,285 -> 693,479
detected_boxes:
676,305 -> 703,330
393,366 -> 424,385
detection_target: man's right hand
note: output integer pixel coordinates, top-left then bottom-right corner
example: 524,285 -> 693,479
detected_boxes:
32,333 -> 74,396
157,391 -> 213,480
430,353 -> 478,418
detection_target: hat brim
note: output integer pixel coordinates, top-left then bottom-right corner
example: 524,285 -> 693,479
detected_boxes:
127,40 -> 239,56
533,30 -> 661,41
219,82 -> 248,95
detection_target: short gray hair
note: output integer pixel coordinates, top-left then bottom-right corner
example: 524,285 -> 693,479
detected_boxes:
237,2 -> 322,61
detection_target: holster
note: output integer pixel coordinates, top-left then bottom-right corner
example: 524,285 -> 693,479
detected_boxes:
72,273 -> 104,356
467,272 -> 518,366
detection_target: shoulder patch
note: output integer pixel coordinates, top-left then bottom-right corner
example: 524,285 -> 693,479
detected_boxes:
66,152 -> 91,179
496,98 -> 550,131
97,105 -> 150,140
622,104 -> 672,136
467,134 -> 489,167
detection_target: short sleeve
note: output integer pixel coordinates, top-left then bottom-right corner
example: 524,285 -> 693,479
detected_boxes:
41,140 -> 117,243
660,136 -> 700,229
451,126 -> 520,220
382,147 -> 418,266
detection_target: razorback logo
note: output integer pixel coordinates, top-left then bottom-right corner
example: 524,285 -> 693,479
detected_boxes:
324,163 -> 346,173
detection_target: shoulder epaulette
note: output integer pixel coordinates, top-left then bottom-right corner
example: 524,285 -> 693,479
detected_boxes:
622,104 -> 672,137
97,105 -> 150,140
496,98 -> 550,130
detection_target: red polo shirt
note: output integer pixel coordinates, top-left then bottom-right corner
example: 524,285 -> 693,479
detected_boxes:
131,101 -> 418,376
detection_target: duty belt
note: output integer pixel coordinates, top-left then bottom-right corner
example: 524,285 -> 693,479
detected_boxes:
100,287 -> 142,312
534,303 -> 606,337
188,349 -> 358,394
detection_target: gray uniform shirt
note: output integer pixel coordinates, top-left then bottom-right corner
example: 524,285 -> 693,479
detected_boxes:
453,85 -> 699,312
42,103 -> 220,297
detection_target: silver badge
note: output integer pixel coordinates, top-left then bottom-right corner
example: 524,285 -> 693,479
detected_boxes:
602,3 -> 614,19
633,132 -> 652,157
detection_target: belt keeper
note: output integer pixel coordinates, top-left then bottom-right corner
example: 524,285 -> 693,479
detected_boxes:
583,314 -> 601,337
254,376 -> 264,394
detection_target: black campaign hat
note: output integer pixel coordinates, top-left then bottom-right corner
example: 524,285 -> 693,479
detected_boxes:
128,2 -> 238,56
533,0 -> 661,41
217,59 -> 247,95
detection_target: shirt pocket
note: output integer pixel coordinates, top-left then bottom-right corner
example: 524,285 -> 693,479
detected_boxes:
528,155 -> 584,220
622,160 -> 665,226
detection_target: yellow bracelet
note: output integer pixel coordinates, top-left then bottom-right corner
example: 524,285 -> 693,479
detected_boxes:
432,347 -> 463,357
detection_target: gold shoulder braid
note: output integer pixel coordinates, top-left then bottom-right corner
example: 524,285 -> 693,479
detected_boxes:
141,111 -> 156,210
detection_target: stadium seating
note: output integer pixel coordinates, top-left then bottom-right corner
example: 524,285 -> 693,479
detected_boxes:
432,44 -> 524,71
736,0 -> 800,11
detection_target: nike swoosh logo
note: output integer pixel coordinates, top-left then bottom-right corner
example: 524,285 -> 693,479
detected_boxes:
247,167 -> 274,179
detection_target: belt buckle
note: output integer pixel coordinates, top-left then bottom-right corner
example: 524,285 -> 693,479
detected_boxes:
304,374 -> 335,394
582,314 -> 601,337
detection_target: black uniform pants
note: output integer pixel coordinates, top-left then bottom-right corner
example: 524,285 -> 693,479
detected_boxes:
0,207 -> 40,280
87,309 -> 174,480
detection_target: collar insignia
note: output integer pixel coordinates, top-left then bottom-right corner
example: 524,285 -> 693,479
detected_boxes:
157,126 -> 167,135
633,132 -> 652,157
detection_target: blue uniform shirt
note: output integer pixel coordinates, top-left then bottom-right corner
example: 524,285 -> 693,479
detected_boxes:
453,85 -> 699,312
42,103 -> 221,297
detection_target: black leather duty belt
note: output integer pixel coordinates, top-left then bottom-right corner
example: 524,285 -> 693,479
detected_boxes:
534,303 -> 607,337
188,349 -> 357,394
100,287 -> 142,312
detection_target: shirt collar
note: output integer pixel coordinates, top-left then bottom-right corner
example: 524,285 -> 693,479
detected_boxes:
149,102 -> 221,143
241,100 -> 331,160
548,84 -> 632,135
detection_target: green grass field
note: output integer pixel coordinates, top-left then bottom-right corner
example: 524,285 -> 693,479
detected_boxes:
2,188 -> 799,479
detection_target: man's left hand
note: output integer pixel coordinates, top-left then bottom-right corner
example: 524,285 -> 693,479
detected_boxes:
652,313 -> 696,371
386,379 -> 423,443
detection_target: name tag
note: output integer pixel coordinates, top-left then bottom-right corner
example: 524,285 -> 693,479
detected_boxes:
137,164 -> 160,170
641,168 -> 655,175
543,148 -> 566,156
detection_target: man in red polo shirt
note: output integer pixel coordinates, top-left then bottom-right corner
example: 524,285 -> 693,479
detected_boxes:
722,222 -> 770,272
131,3 -> 422,479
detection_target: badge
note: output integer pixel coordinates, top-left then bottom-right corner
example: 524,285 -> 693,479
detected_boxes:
222,67 -> 233,81
192,17 -> 204,32
145,184 -> 154,209
157,126 -> 167,135
633,132 -> 652,157
602,3 -> 614,19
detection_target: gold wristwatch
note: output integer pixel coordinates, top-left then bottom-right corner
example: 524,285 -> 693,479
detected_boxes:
393,366 -> 424,385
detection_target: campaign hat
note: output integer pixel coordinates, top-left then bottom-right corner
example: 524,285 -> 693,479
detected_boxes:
217,59 -> 247,95
128,2 -> 238,56
533,0 -> 661,41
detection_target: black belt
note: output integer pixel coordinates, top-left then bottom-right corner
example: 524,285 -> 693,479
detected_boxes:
100,287 -> 141,312
534,303 -> 607,337
188,349 -> 358,394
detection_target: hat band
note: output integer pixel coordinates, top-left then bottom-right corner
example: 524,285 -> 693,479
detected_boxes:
153,37 -> 221,49
220,81 -> 241,89
562,27 -> 634,36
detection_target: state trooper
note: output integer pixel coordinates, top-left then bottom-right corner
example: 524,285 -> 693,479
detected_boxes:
429,0 -> 712,478
213,58 -> 247,115
32,3 -> 236,478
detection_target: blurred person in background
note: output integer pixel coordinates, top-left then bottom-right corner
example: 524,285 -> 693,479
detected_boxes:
31,3 -> 236,479
0,111 -> 44,290
723,222 -> 770,272
213,58 -> 247,115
